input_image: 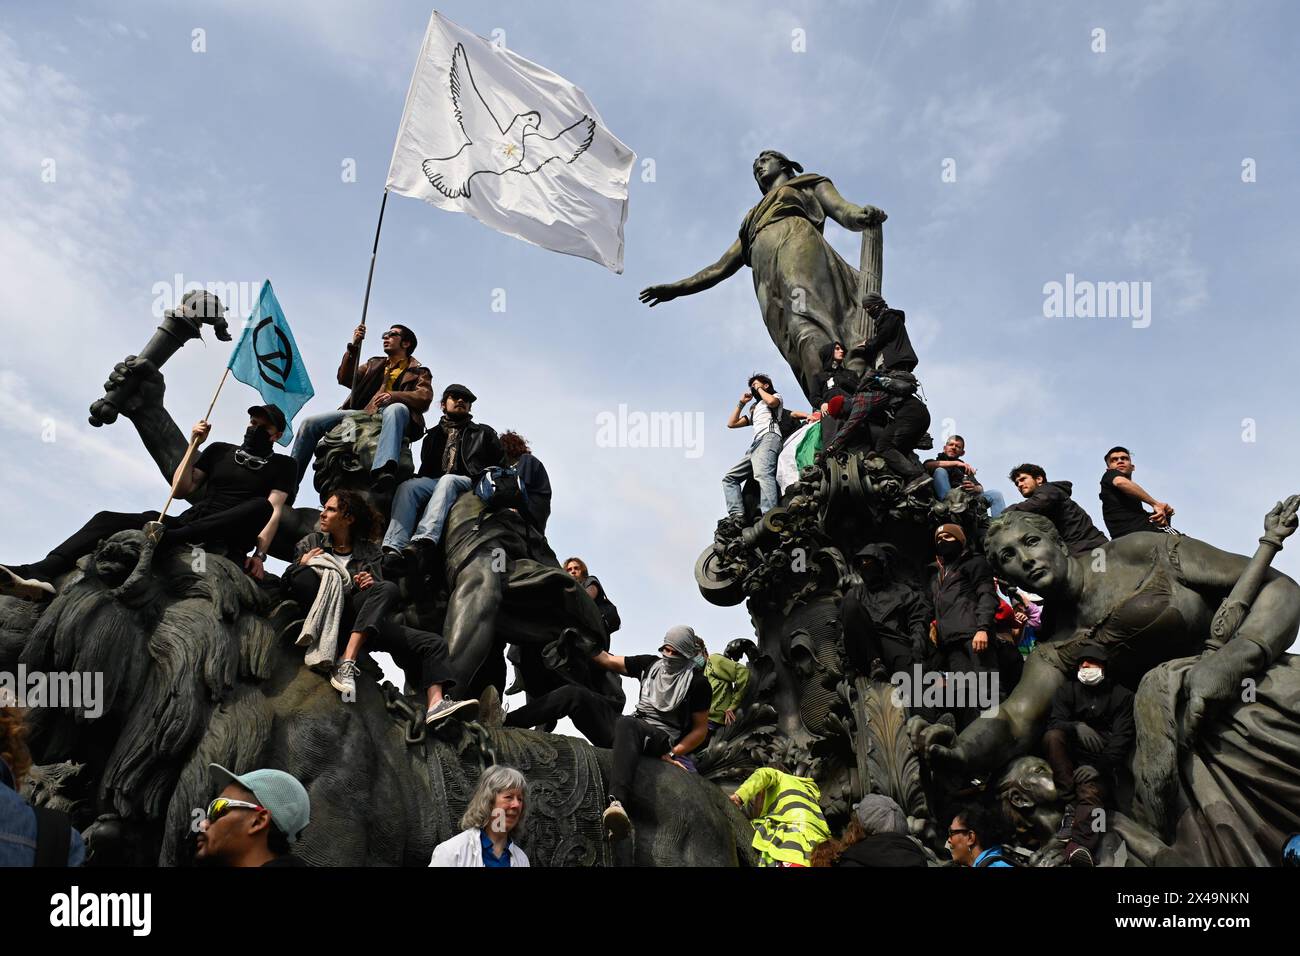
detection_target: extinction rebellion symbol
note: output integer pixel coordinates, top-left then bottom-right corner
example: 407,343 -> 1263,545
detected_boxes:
253,317 -> 293,390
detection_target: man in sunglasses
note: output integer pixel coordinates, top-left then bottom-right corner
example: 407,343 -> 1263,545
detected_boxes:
290,323 -> 433,494
195,764 -> 312,867
1,405 -> 295,598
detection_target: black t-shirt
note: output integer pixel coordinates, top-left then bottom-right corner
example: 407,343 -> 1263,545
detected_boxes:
624,654 -> 710,734
932,452 -> 966,485
185,442 -> 297,518
1099,469 -> 1151,538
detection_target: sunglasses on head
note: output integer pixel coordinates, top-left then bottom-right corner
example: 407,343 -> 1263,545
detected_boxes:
206,797 -> 265,823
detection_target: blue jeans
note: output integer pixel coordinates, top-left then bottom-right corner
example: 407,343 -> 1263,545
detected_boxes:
291,404 -> 410,481
382,473 -> 474,551
933,468 -> 1005,517
722,431 -> 782,516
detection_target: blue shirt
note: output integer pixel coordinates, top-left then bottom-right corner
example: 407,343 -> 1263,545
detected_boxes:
974,846 -> 1012,868
0,760 -> 86,867
479,828 -> 513,868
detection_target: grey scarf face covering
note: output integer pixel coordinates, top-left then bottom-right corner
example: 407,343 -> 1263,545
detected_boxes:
636,625 -> 700,731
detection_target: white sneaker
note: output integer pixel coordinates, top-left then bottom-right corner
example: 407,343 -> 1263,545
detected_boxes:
330,659 -> 361,699
0,566 -> 56,601
425,698 -> 480,725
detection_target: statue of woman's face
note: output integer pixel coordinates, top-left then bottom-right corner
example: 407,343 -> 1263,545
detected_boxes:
988,521 -> 1071,593
752,153 -> 785,192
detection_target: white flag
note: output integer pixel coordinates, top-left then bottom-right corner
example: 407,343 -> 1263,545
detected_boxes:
386,11 -> 636,273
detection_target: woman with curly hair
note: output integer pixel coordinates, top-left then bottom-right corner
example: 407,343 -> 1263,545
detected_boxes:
429,765 -> 530,867
1,707 -> 85,865
286,489 -> 477,724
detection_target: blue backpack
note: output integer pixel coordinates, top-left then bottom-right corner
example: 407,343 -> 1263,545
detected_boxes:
475,465 -> 528,513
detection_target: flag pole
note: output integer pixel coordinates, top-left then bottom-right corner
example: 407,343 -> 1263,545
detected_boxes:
352,188 -> 391,395
154,366 -> 232,527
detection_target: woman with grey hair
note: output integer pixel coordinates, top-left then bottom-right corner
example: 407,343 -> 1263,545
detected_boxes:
429,765 -> 530,867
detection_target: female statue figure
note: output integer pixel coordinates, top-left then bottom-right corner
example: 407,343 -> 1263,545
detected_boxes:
639,150 -> 886,400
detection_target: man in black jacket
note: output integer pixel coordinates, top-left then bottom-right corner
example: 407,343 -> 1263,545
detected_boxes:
852,293 -> 919,374
809,341 -> 858,444
841,543 -> 932,681
1042,642 -> 1134,867
1004,463 -> 1109,556
930,523 -> 1000,727
381,384 -> 503,567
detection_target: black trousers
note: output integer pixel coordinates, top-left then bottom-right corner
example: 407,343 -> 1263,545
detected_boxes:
943,638 -> 999,730
847,627 -> 914,678
286,571 -> 454,692
1043,727 -> 1110,854
610,715 -> 673,805
13,499 -> 273,581
504,685 -> 621,747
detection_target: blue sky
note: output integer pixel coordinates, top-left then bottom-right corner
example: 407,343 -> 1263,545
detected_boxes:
3,0 -> 1299,684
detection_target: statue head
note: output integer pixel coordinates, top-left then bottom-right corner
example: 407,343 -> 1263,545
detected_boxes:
752,150 -> 803,193
91,531 -> 148,590
985,511 -> 1071,594
312,413 -> 412,500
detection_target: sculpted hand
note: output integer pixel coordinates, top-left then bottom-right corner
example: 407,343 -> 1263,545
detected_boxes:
639,284 -> 680,307
102,355 -> 166,417
853,205 -> 888,229
1184,653 -> 1244,740
1263,495 -> 1300,546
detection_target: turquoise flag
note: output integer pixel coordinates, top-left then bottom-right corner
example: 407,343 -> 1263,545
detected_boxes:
226,280 -> 314,445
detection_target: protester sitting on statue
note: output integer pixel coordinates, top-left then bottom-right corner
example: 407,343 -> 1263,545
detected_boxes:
290,323 -> 432,494
723,373 -> 785,521
947,803 -> 1014,867
1099,446 -> 1175,538
1041,642 -> 1134,868
852,293 -> 919,372
924,435 -> 1006,517
930,524 -> 1000,727
0,405 -> 294,601
381,383 -> 503,576
1003,463 -> 1108,555
195,764 -> 311,867
819,369 -> 931,495
729,763 -> 830,867
697,636 -> 751,731
809,341 -> 859,444
564,557 -> 621,637
285,490 -> 477,724
590,626 -> 711,840
430,765 -> 531,868
490,430 -> 551,534
1,706 -> 85,866
842,543 -> 932,682
810,793 -> 928,868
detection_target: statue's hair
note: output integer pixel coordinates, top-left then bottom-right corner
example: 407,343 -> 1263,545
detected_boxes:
0,706 -> 32,781
756,149 -> 803,178
984,511 -> 1067,561
460,765 -> 529,839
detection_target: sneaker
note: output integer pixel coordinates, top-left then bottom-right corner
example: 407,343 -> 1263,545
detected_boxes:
603,797 -> 631,841
477,687 -> 504,728
425,697 -> 480,725
330,659 -> 361,699
1056,802 -> 1076,840
1067,844 -> 1094,867
0,565 -> 56,602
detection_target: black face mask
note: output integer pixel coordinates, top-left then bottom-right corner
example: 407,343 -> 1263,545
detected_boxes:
935,540 -> 963,560
241,426 -> 273,457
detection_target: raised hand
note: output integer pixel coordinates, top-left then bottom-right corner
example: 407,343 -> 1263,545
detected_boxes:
639,284 -> 680,307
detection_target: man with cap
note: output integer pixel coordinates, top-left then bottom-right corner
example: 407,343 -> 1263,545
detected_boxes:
589,626 -> 712,840
290,323 -> 432,494
381,383 -> 503,574
1042,642 -> 1135,867
929,523 -> 1000,727
195,764 -> 311,867
1,406 -> 295,598
841,542 -> 933,682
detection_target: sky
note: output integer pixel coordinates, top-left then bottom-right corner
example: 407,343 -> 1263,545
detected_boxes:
3,0 -> 1299,708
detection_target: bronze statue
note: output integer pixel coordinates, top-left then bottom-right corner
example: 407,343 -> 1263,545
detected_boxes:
639,150 -> 886,400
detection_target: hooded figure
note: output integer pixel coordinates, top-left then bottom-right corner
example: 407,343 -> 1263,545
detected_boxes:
633,625 -> 705,739
841,543 -> 932,678
852,294 -> 919,373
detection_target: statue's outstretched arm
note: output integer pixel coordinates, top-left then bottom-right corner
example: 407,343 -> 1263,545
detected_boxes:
813,180 -> 887,232
638,239 -> 744,307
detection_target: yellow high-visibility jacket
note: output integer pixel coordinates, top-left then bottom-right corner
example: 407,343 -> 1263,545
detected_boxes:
733,768 -> 830,866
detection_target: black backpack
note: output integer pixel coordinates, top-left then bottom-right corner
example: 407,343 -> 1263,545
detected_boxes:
775,406 -> 803,440
475,465 -> 528,512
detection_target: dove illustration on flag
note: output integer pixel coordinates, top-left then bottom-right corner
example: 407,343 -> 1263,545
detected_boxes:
386,11 -> 635,273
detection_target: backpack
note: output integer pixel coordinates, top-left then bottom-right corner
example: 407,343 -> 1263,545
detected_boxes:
475,465 -> 528,512
775,406 -> 802,440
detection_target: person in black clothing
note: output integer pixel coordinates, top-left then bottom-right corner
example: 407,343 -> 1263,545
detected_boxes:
1004,463 -> 1109,556
809,341 -> 859,444
841,543 -> 932,681
589,625 -> 711,840
285,490 -> 476,725
380,384 -> 503,572
495,430 -> 552,534
564,556 -> 620,637
1099,446 -> 1175,538
811,793 -> 929,867
1041,642 -> 1135,867
852,293 -> 919,373
1,405 -> 294,600
930,523 -> 1000,728
820,370 -> 931,492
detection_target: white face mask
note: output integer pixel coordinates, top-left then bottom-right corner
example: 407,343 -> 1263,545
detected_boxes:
1078,665 -> 1104,685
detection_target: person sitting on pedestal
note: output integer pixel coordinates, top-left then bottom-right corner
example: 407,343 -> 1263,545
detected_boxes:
380,384 -> 503,575
1,405 -> 294,599
924,435 -> 1007,516
1099,446 -> 1176,538
1041,642 -> 1134,868
809,341 -> 858,445
290,323 -> 432,494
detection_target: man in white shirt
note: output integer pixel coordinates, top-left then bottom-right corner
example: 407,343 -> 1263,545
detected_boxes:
723,373 -> 784,520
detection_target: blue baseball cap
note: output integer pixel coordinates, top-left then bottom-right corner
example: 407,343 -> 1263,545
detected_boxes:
210,764 -> 310,844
